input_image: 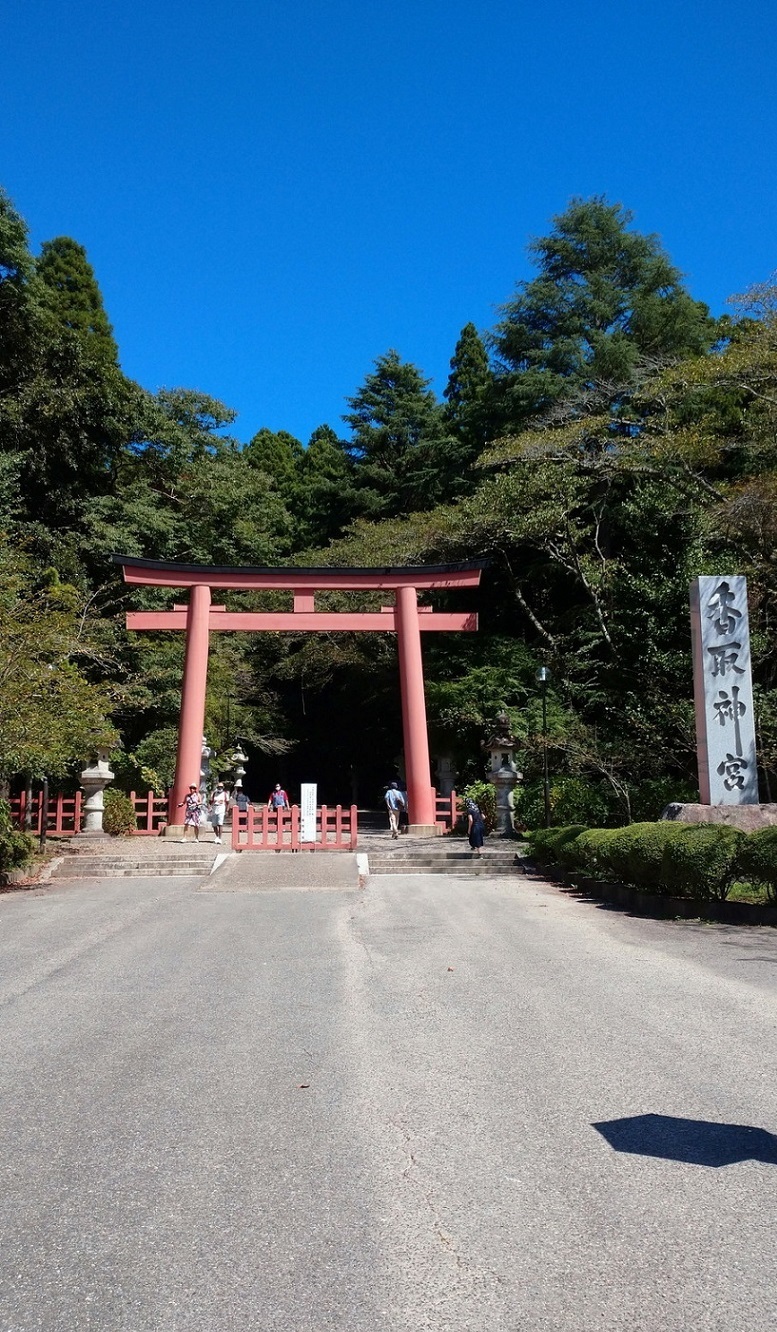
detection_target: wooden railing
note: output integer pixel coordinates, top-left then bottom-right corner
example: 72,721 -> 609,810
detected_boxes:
434,788 -> 458,832
10,791 -> 83,836
232,803 -> 358,851
129,790 -> 168,835
10,789 -> 168,836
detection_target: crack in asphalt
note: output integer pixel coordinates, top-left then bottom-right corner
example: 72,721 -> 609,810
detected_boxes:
388,1112 -> 506,1294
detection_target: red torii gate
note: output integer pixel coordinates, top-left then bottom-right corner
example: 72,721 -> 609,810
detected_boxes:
114,556 -> 483,834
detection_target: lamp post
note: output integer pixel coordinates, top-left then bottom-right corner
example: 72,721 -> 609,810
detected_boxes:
536,667 -> 551,828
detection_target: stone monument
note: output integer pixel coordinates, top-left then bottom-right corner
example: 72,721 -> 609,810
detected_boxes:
664,576 -> 777,829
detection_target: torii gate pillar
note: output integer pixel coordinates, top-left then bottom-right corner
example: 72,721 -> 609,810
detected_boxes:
170,583 -> 211,819
395,585 -> 437,833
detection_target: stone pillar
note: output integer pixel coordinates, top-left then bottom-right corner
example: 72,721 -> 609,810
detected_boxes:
169,584 -> 211,822
690,576 -> 758,804
78,748 -> 115,837
395,586 -> 437,834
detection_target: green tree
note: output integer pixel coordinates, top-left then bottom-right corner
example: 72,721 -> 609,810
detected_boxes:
37,236 -> 118,363
297,425 -> 361,546
492,197 -> 715,429
444,322 -> 495,464
344,349 -> 464,516
244,427 -> 304,508
0,187 -> 38,395
0,542 -> 116,779
0,190 -> 146,533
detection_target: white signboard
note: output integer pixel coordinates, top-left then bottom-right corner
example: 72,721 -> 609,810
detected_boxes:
300,783 -> 318,842
690,576 -> 758,804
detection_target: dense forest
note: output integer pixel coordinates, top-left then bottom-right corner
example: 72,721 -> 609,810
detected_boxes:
2,185 -> 776,823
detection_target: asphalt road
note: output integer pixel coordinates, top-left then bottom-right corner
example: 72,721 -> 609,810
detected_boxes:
1,867 -> 776,1331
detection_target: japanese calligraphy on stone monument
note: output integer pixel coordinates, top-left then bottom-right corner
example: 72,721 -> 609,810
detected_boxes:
689,576 -> 758,804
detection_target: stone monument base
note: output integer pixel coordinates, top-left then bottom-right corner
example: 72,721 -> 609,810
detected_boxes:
661,802 -> 777,831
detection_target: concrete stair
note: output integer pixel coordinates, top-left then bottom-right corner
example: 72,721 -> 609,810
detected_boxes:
363,836 -> 527,877
53,839 -> 222,879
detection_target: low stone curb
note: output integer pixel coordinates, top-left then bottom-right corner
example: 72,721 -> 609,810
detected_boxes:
526,863 -> 777,927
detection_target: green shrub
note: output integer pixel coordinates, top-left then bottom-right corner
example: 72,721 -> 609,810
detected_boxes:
103,789 -> 137,837
736,827 -> 777,903
0,799 -> 35,874
660,824 -> 744,901
530,824 -> 587,867
603,822 -> 687,894
460,781 -> 497,832
572,828 -> 622,877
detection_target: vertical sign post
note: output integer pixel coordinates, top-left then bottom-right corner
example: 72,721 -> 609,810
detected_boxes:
300,783 -> 318,843
690,575 -> 758,804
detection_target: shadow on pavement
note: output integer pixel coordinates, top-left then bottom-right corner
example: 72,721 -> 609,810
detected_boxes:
592,1112 -> 777,1167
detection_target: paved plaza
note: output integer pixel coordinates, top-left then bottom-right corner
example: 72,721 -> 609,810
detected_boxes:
1,866 -> 776,1330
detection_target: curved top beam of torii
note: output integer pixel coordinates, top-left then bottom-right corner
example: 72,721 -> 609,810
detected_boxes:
112,554 -> 485,592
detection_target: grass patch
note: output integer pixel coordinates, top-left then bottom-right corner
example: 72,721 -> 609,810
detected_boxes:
727,881 -> 770,905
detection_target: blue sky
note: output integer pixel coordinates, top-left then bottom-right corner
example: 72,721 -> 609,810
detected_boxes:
4,1 -> 776,444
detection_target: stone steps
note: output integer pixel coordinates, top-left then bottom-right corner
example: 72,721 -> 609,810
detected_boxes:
364,841 -> 527,876
56,858 -> 218,879
53,841 -> 221,879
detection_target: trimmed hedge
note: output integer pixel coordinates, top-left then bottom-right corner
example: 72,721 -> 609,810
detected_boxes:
570,828 -> 622,876
529,825 -> 587,867
660,825 -> 744,901
735,826 -> 777,903
527,819 -> 757,904
602,822 -> 688,895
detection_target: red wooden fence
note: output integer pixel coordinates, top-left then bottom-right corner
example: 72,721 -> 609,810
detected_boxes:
10,791 -> 83,836
434,788 -> 458,832
232,803 -> 358,851
10,789 -> 168,836
129,790 -> 168,835
11,789 -> 454,840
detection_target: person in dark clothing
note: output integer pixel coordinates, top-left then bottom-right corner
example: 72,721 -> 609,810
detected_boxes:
466,799 -> 485,856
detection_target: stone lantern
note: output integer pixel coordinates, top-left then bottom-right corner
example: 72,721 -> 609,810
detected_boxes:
200,736 -> 213,793
230,743 -> 248,791
484,712 -> 522,837
78,747 -> 115,837
434,755 -> 456,798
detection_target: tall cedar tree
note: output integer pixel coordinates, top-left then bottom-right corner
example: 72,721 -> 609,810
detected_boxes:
0,189 -> 38,395
344,349 -> 464,517
244,427 -> 304,508
37,237 -> 118,363
492,197 -> 715,429
444,322 -> 495,465
297,425 -> 361,547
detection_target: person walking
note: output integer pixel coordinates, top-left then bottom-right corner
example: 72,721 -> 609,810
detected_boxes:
209,782 -> 227,844
267,783 -> 290,811
384,781 -> 407,839
466,798 -> 486,857
178,785 -> 203,843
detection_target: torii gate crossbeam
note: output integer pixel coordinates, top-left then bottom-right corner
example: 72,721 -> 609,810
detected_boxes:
114,556 -> 483,835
